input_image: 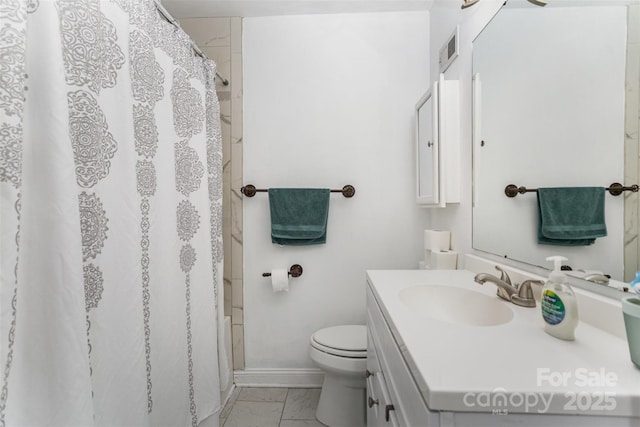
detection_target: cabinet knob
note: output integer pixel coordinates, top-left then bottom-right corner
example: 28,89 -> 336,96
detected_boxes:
385,404 -> 395,422
368,396 -> 379,408
427,141 -> 433,147
365,369 -> 374,378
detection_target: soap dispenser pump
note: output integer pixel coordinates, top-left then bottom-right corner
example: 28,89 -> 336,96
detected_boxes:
541,256 -> 579,340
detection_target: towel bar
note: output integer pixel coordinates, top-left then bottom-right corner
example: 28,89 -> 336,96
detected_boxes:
504,182 -> 639,198
241,184 -> 355,198
262,264 -> 303,278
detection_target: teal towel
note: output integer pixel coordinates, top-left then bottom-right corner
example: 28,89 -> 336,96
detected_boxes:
268,188 -> 330,245
537,187 -> 607,246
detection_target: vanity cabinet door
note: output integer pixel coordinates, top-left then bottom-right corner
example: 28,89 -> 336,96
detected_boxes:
367,327 -> 399,427
369,372 -> 399,427
367,286 -> 437,427
366,328 -> 383,427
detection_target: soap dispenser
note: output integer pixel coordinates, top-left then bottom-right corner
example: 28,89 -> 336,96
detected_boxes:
541,256 -> 579,340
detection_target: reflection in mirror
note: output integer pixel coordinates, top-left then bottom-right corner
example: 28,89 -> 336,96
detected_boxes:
472,0 -> 640,284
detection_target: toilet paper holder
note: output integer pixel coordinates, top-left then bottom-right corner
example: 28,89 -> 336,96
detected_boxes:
262,264 -> 303,278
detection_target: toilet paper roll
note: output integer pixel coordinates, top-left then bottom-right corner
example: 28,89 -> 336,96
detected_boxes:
424,230 -> 451,251
271,269 -> 289,292
431,250 -> 458,270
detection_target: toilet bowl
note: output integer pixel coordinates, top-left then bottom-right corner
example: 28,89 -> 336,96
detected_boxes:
309,325 -> 367,427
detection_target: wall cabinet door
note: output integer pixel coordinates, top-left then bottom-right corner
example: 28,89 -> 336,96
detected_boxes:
416,74 -> 460,207
416,85 -> 439,205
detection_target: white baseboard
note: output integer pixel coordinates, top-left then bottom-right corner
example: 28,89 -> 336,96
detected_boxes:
233,368 -> 325,388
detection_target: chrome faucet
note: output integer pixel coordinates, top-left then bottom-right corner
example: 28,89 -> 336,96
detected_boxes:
474,266 -> 542,308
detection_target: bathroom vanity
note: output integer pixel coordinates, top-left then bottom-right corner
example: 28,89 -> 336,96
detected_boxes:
365,268 -> 640,426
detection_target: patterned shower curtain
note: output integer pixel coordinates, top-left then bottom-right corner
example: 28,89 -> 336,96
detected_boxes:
0,0 -> 223,426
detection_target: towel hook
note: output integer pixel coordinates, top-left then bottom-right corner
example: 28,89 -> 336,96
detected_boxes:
262,264 -> 303,278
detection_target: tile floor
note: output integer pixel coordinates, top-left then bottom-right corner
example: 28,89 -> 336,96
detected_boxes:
220,387 -> 327,427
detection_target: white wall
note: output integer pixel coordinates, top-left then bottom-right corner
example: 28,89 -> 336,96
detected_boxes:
243,11 -> 430,370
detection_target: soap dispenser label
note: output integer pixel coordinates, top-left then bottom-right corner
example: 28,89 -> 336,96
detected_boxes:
542,290 -> 566,325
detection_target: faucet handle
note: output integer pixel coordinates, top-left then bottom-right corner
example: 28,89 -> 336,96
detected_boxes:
521,279 -> 544,290
511,280 -> 543,307
494,266 -> 512,286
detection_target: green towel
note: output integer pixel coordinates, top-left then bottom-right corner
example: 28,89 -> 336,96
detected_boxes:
537,187 -> 607,246
268,188 -> 330,245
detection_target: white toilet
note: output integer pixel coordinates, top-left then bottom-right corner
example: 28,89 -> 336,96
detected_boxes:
309,324 -> 367,427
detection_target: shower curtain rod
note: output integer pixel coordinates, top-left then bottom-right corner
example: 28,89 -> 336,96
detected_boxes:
154,0 -> 230,86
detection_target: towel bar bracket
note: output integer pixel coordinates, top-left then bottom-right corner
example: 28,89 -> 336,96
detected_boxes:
607,182 -> 639,196
262,264 -> 303,278
504,184 -> 531,197
242,184 -> 258,197
241,184 -> 356,198
505,182 -> 639,198
341,185 -> 356,198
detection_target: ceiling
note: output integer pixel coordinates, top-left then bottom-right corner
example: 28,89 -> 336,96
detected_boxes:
161,0 -> 435,18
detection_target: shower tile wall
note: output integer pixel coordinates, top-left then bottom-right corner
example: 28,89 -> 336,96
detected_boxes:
625,4 -> 640,283
180,17 -> 245,369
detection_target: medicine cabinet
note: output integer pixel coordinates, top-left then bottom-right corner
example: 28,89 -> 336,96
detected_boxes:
415,74 -> 460,207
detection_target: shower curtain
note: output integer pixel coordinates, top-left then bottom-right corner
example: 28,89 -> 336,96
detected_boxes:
0,1 -> 223,426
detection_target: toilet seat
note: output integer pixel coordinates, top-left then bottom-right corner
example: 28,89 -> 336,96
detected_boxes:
310,325 -> 367,358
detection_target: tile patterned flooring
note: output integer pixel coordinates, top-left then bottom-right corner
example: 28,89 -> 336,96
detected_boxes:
220,387 -> 327,427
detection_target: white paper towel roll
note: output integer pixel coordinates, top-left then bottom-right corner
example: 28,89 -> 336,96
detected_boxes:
271,269 -> 289,292
431,250 -> 458,270
424,230 -> 451,251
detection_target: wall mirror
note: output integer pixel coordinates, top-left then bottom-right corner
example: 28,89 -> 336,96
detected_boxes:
472,0 -> 639,286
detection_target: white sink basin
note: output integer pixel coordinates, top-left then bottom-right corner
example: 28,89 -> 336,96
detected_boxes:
398,284 -> 514,326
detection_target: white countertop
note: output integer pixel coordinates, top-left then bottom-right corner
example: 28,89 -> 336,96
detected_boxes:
366,269 -> 640,417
